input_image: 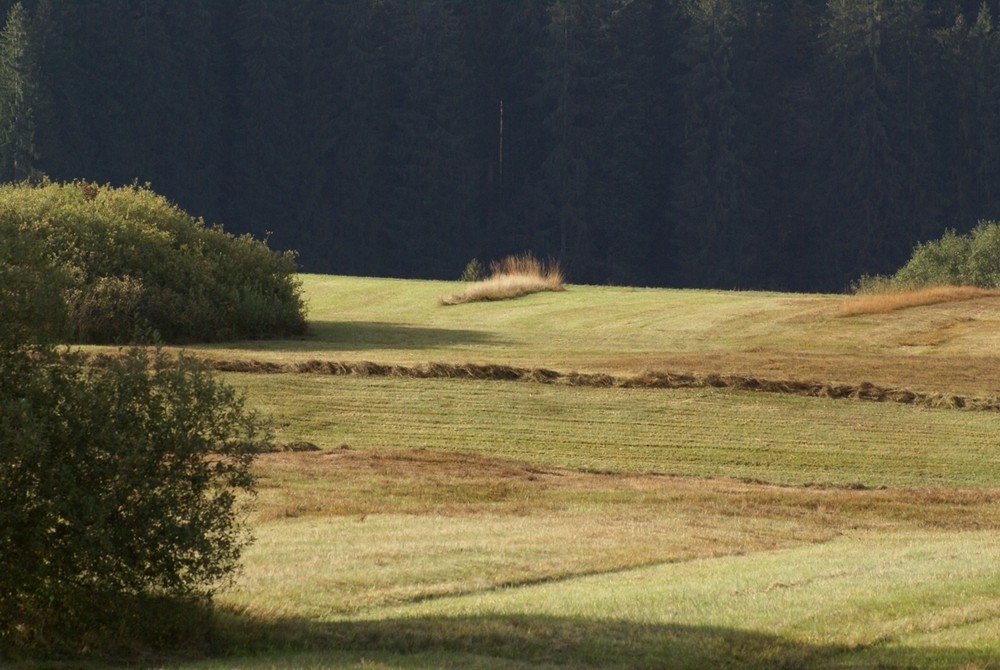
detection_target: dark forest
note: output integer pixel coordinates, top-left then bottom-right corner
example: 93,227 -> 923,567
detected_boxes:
3,0 -> 1000,292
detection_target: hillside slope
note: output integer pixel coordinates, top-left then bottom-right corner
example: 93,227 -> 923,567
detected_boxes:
191,275 -> 1000,396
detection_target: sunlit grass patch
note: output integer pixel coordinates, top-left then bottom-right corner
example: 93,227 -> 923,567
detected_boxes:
440,254 -> 564,305
838,285 -> 1000,317
224,447 -> 1000,619
369,530 -> 1000,668
65,274 -> 1000,669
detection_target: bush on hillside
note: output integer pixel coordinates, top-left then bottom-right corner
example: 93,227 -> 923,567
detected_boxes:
441,253 -> 565,305
868,221 -> 1000,290
0,211 -> 68,344
0,342 -> 264,657
0,180 -> 307,343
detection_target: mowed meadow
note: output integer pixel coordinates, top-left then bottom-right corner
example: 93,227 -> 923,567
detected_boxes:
152,276 -> 1000,669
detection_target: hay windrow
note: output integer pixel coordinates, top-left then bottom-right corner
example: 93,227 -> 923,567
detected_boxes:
71,351 -> 1000,412
207,357 -> 1000,412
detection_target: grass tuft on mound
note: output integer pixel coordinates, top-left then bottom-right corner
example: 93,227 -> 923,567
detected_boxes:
441,253 -> 564,305
838,285 -> 1000,317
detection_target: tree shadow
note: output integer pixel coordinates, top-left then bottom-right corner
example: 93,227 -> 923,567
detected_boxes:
205,611 -> 998,669
312,321 -> 508,351
232,321 -> 509,353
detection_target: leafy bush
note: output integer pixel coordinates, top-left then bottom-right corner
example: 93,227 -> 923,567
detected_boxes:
0,180 -> 307,343
0,343 -> 264,657
0,212 -> 68,345
887,222 -> 1000,289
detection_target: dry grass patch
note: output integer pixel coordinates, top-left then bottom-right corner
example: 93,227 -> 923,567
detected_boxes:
251,448 -> 1000,532
440,253 -> 564,305
839,285 -> 1000,317
225,448 -> 1000,619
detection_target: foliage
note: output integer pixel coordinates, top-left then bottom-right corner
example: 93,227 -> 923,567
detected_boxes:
0,208 -> 67,345
0,180 -> 307,343
888,221 -> 1000,288
459,258 -> 485,282
0,343 -> 263,656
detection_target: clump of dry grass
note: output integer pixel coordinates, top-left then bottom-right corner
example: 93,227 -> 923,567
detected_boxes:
441,253 -> 565,306
838,285 -> 1000,317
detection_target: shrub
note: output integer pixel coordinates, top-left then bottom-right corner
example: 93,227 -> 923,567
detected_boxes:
441,253 -> 565,306
889,221 -> 1000,289
460,258 -> 486,282
0,213 -> 69,345
0,180 -> 307,343
0,343 -> 264,657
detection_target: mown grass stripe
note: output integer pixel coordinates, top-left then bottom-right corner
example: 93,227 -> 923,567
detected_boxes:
206,356 -> 1000,412
226,374 -> 1000,488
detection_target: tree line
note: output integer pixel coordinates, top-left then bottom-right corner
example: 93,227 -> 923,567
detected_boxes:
2,0 -> 1000,292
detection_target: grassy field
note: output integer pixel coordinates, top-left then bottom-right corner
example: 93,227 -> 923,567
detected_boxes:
99,277 -> 1000,668
193,274 -> 1000,395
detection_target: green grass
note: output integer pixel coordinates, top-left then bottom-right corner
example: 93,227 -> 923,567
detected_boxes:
55,274 -> 1000,669
178,273 -> 1000,396
166,531 -> 1000,669
227,374 -> 1000,488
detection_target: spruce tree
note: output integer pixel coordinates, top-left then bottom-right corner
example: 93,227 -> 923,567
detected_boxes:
935,3 -> 1000,227
0,2 -> 39,182
819,0 -> 936,283
672,0 -> 763,288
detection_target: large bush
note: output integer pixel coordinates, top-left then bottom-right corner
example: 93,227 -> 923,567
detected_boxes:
0,180 -> 307,343
889,221 -> 1000,288
0,220 -> 268,657
0,343 -> 264,656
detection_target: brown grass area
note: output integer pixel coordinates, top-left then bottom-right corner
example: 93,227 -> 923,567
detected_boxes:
839,285 -> 1000,317
440,253 -> 564,305
253,448 -> 1000,533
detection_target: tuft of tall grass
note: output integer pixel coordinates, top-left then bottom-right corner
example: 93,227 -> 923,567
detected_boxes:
440,253 -> 564,306
838,285 -> 1000,317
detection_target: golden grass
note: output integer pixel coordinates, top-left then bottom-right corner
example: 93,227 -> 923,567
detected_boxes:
839,285 -> 1000,317
440,253 -> 564,305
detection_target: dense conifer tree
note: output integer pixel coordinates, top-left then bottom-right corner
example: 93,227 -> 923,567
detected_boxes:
935,4 -> 1000,229
370,0 -> 478,278
6,0 -> 1000,290
0,2 -> 39,182
672,0 -> 763,288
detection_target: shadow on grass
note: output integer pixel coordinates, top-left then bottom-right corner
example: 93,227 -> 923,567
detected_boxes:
9,609 -> 995,669
277,321 -> 507,352
203,611 -> 997,670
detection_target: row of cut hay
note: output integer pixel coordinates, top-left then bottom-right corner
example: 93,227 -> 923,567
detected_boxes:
839,285 -> 1000,317
440,253 -> 565,306
75,351 -> 996,411
201,356 -> 1000,412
